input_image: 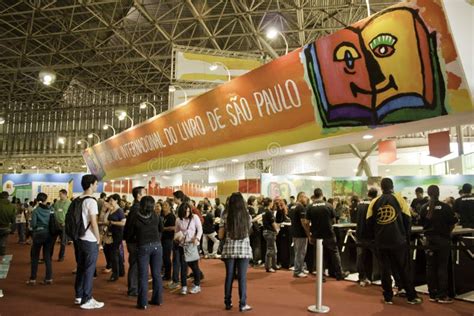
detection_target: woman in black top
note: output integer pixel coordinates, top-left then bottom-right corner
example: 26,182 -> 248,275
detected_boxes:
161,200 -> 175,281
262,198 -> 279,272
274,198 -> 291,269
106,194 -> 126,281
129,196 -> 164,309
419,185 -> 457,304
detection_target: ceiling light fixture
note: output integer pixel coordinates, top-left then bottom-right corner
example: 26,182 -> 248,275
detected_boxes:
192,165 -> 200,169
231,159 -> 239,163
0,117 -> 5,124
57,137 -> 66,145
266,28 -> 279,39
363,134 -> 374,140
39,69 -> 56,86
285,149 -> 294,153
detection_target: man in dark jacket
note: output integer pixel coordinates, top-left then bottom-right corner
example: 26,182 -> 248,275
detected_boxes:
0,191 -> 15,259
356,188 -> 377,286
123,186 -> 146,297
366,178 -> 422,305
0,191 -> 15,298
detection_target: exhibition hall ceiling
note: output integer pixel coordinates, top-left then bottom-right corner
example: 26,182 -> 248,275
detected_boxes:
0,0 -> 399,107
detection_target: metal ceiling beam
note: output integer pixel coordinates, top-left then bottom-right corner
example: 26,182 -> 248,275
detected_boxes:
185,0 -> 221,50
84,4 -> 171,81
230,0 -> 279,59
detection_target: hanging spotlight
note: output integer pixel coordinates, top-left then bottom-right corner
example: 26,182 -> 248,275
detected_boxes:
39,69 -> 57,86
0,117 -> 5,124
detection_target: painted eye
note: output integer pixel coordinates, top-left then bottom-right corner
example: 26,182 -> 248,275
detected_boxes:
373,45 -> 395,57
334,45 -> 360,69
369,34 -> 397,58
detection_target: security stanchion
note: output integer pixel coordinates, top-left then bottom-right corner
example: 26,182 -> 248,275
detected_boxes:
308,239 -> 330,313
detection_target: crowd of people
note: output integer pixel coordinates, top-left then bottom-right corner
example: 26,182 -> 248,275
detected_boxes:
0,174 -> 473,310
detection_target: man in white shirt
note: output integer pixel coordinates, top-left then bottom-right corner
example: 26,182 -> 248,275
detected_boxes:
74,174 -> 104,310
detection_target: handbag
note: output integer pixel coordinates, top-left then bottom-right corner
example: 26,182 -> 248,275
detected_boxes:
183,242 -> 200,262
181,217 -> 199,262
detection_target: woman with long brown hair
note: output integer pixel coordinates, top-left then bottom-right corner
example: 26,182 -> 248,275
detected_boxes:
419,185 -> 457,304
218,192 -> 252,312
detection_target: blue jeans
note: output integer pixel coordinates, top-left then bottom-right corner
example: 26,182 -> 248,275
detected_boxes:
17,223 -> 26,243
224,258 -> 249,308
30,230 -> 53,280
127,242 -> 138,295
51,226 -> 67,260
162,238 -> 173,280
172,242 -> 183,283
74,240 -> 99,304
137,242 -> 163,307
263,230 -> 277,270
293,237 -> 307,275
0,227 -> 9,256
110,236 -> 123,279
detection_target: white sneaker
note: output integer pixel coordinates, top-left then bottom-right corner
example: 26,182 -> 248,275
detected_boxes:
74,297 -> 82,305
180,286 -> 187,295
168,281 -> 180,290
295,273 -> 308,278
0,289 -> 4,298
190,285 -> 201,294
80,298 -> 104,309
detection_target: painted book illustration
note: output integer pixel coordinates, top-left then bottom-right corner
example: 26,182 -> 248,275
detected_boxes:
303,7 -> 446,128
82,148 -> 105,180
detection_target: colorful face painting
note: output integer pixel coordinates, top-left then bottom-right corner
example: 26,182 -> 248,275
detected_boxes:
303,7 -> 446,128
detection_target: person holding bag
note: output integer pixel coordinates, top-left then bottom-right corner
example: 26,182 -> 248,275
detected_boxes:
219,192 -> 253,312
106,194 -> 126,282
175,202 -> 203,295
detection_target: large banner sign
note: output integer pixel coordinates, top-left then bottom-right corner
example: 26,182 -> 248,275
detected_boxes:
84,0 -> 473,180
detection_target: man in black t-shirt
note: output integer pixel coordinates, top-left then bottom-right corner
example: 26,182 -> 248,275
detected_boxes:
410,187 -> 429,225
289,192 -> 309,278
356,188 -> 378,286
453,183 -> 474,228
303,188 -> 348,280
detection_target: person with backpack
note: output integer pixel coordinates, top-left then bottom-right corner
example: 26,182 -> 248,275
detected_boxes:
51,189 -> 71,262
68,174 -> 104,309
26,192 -> 54,285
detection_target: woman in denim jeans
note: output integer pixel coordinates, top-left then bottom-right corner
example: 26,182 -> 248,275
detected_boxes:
128,196 -> 164,310
219,192 -> 252,312
26,192 -> 53,285
175,202 -> 203,295
262,198 -> 279,273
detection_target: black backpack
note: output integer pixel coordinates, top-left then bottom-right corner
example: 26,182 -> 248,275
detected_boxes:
49,210 -> 61,236
65,196 -> 95,240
